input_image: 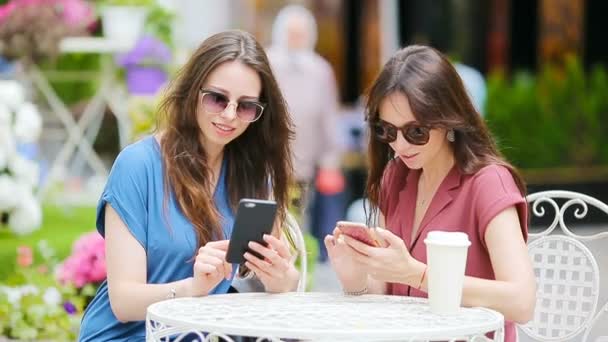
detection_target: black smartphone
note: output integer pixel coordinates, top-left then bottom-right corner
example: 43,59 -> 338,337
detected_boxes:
225,198 -> 278,264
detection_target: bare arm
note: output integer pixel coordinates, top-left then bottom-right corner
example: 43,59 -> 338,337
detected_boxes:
105,204 -> 195,322
347,206 -> 535,323
463,206 -> 536,323
416,207 -> 536,323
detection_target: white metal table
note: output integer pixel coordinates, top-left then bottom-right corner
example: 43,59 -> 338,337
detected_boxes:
146,292 -> 504,342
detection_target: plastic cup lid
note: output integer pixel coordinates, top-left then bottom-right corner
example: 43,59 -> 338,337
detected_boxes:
424,231 -> 471,247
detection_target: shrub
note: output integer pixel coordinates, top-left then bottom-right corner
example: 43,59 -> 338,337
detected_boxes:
485,56 -> 608,169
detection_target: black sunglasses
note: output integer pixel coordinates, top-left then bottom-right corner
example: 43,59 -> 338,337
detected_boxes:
200,89 -> 265,122
372,119 -> 432,145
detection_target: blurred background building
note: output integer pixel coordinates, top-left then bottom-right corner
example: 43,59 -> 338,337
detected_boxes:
1,0 -> 606,243
1,0 -> 606,247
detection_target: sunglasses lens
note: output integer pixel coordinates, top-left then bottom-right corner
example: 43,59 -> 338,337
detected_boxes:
404,126 -> 430,145
373,120 -> 431,145
237,102 -> 263,122
373,122 -> 396,143
202,93 -> 228,113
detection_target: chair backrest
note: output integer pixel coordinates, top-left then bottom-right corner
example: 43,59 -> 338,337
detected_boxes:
285,212 -> 307,292
520,190 -> 608,341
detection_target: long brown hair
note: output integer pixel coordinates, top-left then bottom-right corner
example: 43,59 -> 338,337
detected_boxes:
157,30 -> 294,253
365,45 -> 525,220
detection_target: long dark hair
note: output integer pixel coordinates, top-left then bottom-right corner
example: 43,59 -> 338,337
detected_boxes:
157,30 -> 294,253
365,45 -> 525,220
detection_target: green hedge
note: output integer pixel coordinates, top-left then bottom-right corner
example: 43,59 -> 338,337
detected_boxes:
485,56 -> 608,170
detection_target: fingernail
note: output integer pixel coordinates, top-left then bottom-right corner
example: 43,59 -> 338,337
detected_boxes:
248,241 -> 254,247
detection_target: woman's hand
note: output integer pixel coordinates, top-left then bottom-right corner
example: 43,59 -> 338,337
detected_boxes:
244,234 -> 299,293
343,228 -> 425,286
324,228 -> 369,292
191,240 -> 233,296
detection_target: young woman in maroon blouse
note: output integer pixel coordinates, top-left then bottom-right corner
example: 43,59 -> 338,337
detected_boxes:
325,45 -> 535,342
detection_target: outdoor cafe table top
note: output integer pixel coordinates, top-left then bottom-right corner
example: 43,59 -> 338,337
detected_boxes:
146,292 -> 504,341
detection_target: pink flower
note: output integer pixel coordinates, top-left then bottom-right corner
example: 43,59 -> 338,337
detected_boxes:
0,2 -> 17,24
57,231 -> 106,288
0,0 -> 48,24
57,0 -> 95,28
16,245 -> 33,267
89,258 -> 106,283
0,0 -> 94,27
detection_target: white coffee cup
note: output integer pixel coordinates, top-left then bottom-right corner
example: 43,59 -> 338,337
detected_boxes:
424,231 -> 471,314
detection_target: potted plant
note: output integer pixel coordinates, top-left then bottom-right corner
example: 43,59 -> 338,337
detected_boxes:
116,35 -> 171,95
0,0 -> 93,64
95,0 -> 154,48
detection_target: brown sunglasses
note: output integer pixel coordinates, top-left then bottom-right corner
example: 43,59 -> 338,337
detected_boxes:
372,120 -> 432,145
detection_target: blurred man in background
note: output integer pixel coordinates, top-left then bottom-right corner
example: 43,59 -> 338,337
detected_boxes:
267,4 -> 345,262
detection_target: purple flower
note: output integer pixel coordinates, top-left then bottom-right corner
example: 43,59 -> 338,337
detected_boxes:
63,301 -> 77,315
116,36 -> 172,67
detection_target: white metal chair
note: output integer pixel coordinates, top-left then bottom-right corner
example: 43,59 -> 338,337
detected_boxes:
285,212 -> 307,292
520,190 -> 608,341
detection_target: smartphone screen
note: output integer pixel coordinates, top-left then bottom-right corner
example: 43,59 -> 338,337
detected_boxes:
336,221 -> 380,247
225,199 -> 277,264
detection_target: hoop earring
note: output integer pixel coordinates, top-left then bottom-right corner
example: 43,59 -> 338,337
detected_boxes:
446,129 -> 455,142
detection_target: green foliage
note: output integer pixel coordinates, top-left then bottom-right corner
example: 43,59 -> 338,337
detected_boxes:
0,290 -> 79,341
144,4 -> 175,47
485,56 -> 608,169
94,0 -> 174,47
0,242 -> 86,341
302,233 -> 319,290
39,54 -> 102,106
129,96 -> 160,140
0,205 -> 95,281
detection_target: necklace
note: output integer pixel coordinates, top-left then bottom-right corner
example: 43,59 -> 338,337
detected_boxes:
418,176 -> 432,207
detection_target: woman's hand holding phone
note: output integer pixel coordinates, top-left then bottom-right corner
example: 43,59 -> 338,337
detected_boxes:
191,240 -> 233,296
340,227 -> 426,286
325,224 -> 372,293
244,234 -> 299,293
335,221 -> 384,247
328,221 -> 426,288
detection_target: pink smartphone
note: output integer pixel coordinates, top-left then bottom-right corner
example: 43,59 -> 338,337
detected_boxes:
336,221 -> 381,247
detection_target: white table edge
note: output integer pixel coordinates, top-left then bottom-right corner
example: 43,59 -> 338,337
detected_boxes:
146,293 -> 505,341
